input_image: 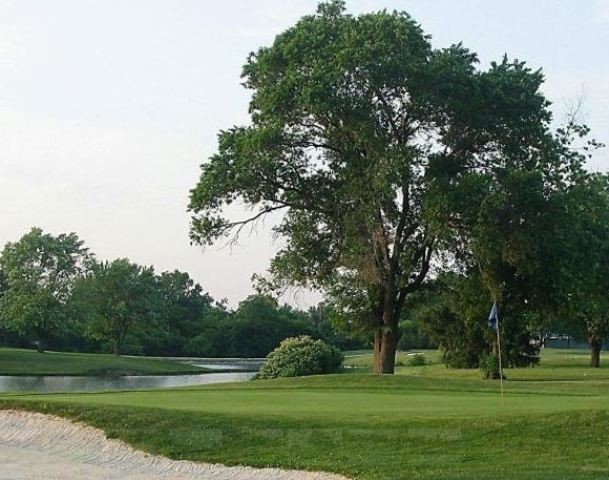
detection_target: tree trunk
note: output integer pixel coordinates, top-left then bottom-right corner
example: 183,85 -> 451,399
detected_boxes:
373,332 -> 382,374
113,338 -> 122,356
372,282 -> 402,374
373,324 -> 399,374
590,338 -> 602,368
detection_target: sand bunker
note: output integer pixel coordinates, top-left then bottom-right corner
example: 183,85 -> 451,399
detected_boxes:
0,410 -> 349,480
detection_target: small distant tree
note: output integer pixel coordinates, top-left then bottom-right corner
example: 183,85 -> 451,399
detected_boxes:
74,259 -> 161,355
0,228 -> 91,352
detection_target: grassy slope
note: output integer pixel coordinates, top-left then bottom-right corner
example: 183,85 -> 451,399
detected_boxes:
0,348 -> 206,375
3,349 -> 609,479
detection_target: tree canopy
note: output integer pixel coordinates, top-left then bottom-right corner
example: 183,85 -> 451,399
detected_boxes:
188,1 -> 584,373
548,174 -> 609,366
73,259 -> 161,355
0,227 -> 91,352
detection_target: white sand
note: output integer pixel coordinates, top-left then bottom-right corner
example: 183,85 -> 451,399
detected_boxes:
0,410 -> 350,480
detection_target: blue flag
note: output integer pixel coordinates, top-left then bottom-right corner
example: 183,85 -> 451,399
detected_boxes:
488,302 -> 499,331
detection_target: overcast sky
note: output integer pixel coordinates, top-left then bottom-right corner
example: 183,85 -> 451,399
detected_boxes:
1,0 -> 608,307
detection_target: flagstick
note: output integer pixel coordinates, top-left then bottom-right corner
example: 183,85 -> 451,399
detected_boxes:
496,319 -> 505,406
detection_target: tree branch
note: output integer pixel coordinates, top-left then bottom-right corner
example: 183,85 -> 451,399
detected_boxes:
374,88 -> 401,141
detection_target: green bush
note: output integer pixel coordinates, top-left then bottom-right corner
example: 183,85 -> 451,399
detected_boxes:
480,353 -> 504,379
407,353 -> 427,366
255,336 -> 343,379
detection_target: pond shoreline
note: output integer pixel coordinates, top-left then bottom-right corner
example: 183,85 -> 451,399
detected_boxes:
0,348 -> 264,377
0,369 -> 208,377
0,371 -> 256,394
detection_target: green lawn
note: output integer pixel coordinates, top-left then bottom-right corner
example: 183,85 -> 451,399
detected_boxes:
3,348 -> 609,479
0,348 -> 206,375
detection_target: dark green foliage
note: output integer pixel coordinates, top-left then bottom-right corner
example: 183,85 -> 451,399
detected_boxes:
255,335 -> 343,379
402,277 -> 488,369
231,296 -> 311,357
545,175 -> 609,367
182,295 -> 350,358
479,353 -> 501,379
131,270 -> 215,356
73,259 -> 162,355
188,1 -> 587,373
397,319 -> 436,351
413,274 -> 539,369
307,302 -> 368,351
0,230 -> 356,356
0,228 -> 92,352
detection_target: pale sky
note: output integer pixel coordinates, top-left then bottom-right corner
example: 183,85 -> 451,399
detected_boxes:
1,0 -> 608,307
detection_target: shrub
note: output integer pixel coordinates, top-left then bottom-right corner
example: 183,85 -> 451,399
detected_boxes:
407,353 -> 427,366
255,336 -> 343,379
480,353 -> 505,379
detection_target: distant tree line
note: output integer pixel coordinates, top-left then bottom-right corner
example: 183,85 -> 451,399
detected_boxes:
0,228 -> 364,356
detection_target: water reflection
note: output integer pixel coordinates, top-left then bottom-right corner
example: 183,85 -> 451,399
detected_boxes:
0,372 -> 255,394
182,359 -> 264,371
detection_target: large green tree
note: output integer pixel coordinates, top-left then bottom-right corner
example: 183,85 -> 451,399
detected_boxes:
188,1 -> 578,373
74,259 -> 161,355
0,228 -> 91,352
136,270 -> 214,355
548,174 -> 609,367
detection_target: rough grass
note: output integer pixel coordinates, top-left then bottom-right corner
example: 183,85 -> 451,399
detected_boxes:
3,348 -> 609,479
0,347 -> 206,376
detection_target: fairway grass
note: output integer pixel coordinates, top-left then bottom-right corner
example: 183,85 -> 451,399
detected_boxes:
0,348 -> 206,376
3,349 -> 609,479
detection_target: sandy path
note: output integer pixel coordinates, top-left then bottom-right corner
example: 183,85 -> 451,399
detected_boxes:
0,410 -> 349,480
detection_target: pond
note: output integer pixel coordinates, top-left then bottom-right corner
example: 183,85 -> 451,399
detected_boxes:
0,371 -> 256,394
0,357 -> 264,394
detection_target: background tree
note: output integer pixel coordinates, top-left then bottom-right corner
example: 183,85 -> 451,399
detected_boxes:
413,273 -> 539,369
133,270 -> 214,355
0,228 -> 91,352
182,303 -> 233,357
181,295 -> 351,358
189,1 -> 575,373
74,259 -> 161,355
0,269 -> 6,300
307,302 -> 368,351
438,103 -> 600,369
0,268 -> 9,340
549,174 -> 609,367
230,295 -> 313,357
